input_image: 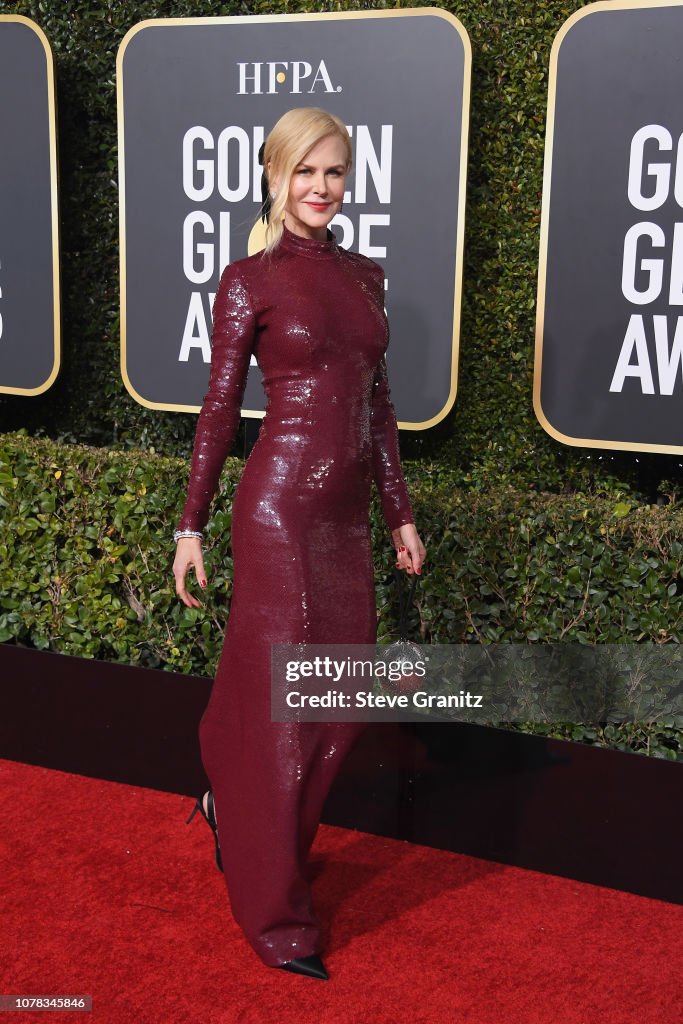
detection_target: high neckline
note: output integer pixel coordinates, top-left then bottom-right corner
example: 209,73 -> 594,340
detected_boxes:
278,222 -> 339,259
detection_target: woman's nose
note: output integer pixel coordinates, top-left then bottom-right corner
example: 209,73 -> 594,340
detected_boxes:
312,173 -> 328,195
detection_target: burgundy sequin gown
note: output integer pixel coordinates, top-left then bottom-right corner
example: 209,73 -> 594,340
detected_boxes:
176,222 -> 414,966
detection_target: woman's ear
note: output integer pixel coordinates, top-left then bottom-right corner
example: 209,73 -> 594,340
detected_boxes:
267,161 -> 278,195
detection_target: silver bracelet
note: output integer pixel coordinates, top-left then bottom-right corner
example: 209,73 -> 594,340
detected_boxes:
174,529 -> 203,543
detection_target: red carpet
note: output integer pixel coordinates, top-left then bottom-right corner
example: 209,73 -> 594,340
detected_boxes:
1,757 -> 680,1024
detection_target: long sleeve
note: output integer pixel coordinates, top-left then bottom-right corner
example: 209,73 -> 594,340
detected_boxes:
175,262 -> 256,533
370,266 -> 414,531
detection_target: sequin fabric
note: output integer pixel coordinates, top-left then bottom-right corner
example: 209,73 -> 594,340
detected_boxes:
177,223 -> 414,966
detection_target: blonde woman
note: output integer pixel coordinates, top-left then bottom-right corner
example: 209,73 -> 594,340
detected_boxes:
175,107 -> 426,980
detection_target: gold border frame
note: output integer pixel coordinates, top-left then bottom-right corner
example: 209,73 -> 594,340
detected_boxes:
116,8 -> 471,429
534,0 -> 683,455
0,15 -> 60,396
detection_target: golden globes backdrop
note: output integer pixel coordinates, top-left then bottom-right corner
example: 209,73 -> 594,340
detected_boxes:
117,9 -> 470,429
535,0 -> 683,454
0,16 -> 59,396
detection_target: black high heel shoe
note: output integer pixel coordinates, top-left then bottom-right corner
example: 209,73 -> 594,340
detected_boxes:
185,790 -> 223,873
277,953 -> 329,981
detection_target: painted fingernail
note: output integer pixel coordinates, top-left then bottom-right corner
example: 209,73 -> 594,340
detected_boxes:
399,546 -> 406,551
200,580 -> 207,587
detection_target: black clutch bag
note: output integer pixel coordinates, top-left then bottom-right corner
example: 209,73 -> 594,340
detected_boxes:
378,566 -> 424,692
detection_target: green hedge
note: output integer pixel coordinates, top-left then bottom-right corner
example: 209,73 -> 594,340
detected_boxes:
0,0 -> 681,498
1,432 -> 681,760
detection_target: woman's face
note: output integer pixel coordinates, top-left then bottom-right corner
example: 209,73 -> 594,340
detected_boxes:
276,134 -> 348,240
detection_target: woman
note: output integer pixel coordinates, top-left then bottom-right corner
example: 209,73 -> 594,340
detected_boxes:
174,107 -> 426,980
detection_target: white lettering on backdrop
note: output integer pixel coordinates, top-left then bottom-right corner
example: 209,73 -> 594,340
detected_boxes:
611,124 -> 683,394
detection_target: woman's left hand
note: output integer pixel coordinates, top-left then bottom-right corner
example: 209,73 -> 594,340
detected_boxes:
391,523 -> 426,575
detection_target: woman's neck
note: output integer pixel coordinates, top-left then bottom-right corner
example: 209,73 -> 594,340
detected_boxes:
282,214 -> 330,241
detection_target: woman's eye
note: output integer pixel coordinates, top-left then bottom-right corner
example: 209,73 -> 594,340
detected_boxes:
297,169 -> 342,175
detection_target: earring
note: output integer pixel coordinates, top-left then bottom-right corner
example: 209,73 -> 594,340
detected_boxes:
270,190 -> 277,199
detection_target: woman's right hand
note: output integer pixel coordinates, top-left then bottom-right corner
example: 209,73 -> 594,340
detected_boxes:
173,536 -> 207,608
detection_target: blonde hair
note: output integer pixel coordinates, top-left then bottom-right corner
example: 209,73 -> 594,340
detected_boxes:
258,107 -> 352,253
